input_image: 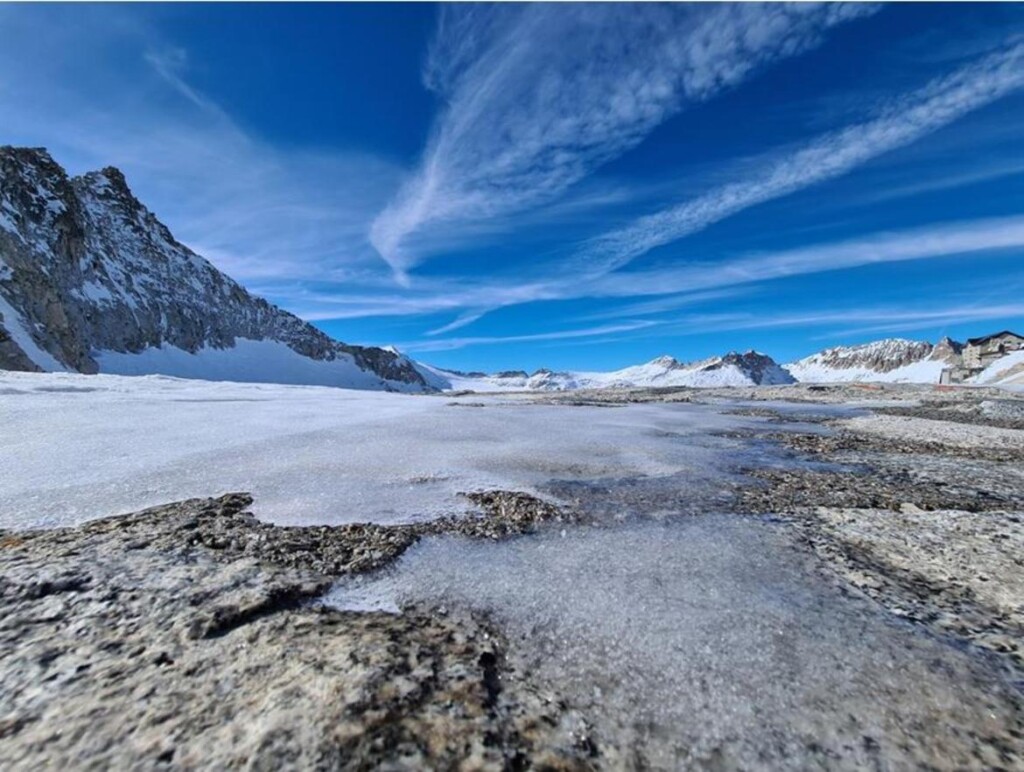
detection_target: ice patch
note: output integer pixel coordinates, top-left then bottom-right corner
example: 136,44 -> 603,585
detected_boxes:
329,517 -> 1018,766
77,281 -> 114,303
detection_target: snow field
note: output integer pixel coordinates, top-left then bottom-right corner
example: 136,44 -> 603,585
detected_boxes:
1,371 -> 775,530
96,339 -> 425,392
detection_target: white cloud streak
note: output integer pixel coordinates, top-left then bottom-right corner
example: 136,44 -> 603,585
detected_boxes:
426,309 -> 490,336
578,41 -> 1024,274
669,304 -> 1024,339
338,212 -> 1022,351
399,321 -> 659,353
0,7 -> 400,289
282,214 -> 1024,327
584,214 -> 1024,298
370,2 -> 876,278
575,287 -> 759,323
144,47 -> 226,119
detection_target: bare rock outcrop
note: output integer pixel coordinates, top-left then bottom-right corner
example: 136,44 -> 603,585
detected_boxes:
0,493 -> 596,769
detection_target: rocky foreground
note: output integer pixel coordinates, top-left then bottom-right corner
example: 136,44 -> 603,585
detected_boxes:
3,382 -> 1024,768
0,491 -> 594,769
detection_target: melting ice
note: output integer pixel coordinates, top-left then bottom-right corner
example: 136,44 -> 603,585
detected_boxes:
331,517 -> 1017,767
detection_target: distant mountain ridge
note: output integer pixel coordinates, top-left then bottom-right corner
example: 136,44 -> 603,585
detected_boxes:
781,335 -> 1024,386
782,337 -> 960,385
2,147 -> 1020,393
419,335 -> 1024,392
417,350 -> 796,391
0,147 -> 429,391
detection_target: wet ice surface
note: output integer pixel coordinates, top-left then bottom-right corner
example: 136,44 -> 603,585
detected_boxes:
331,518 -> 1021,768
2,372 -> 816,529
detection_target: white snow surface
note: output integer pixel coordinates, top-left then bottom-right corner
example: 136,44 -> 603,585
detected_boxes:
784,356 -> 948,384
5,370 -> 1013,764
95,339 -> 422,392
971,349 -> 1024,385
0,371 -> 777,530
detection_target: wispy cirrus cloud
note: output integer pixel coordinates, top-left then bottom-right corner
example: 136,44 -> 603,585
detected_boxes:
426,309 -> 491,336
278,213 -> 1024,326
143,46 -> 227,119
667,303 -> 1024,339
370,2 -> 876,279
303,213 -> 1024,353
575,287 -> 760,323
576,40 -> 1024,275
400,300 -> 1024,355
0,6 -> 401,289
399,321 -> 660,354
585,213 -> 1024,297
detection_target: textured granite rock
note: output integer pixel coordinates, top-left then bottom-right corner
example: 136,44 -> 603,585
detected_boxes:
732,394 -> 1024,684
0,493 -> 596,770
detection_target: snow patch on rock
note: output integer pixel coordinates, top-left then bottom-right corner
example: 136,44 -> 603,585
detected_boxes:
785,339 -> 946,384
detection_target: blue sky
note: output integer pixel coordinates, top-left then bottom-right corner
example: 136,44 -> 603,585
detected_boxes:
2,3 -> 1023,372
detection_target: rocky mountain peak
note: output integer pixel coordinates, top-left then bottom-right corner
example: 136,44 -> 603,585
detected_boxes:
714,350 -> 794,385
721,350 -> 769,366
649,355 -> 680,368
79,165 -> 148,206
796,338 -> 935,373
931,336 -> 964,363
1,145 -> 62,175
93,165 -> 129,188
0,147 -> 430,391
76,166 -> 139,209
0,146 -> 81,237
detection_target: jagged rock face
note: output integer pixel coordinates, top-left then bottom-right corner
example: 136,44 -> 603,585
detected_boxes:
0,493 -> 594,768
0,323 -> 39,371
714,351 -> 795,385
931,336 -> 964,364
795,339 -> 937,373
0,147 -> 428,390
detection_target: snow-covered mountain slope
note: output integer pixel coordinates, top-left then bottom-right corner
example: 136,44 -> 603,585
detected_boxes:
423,336 -> 1024,393
419,351 -> 796,392
783,338 -> 961,384
0,147 -> 429,391
971,349 -> 1024,386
